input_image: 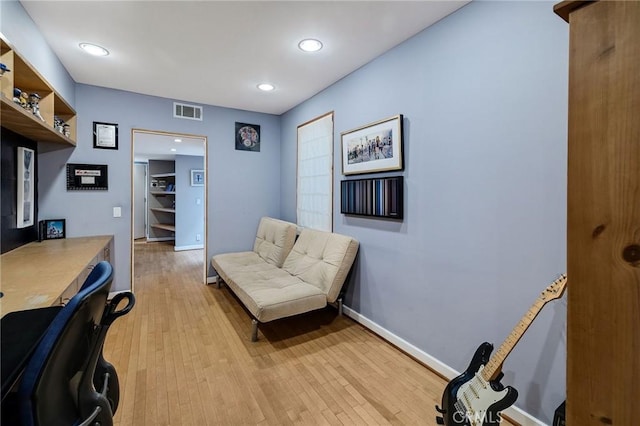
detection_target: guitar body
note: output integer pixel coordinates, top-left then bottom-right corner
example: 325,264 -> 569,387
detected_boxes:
438,342 -> 518,426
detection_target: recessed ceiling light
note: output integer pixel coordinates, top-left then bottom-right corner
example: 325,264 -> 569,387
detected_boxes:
79,42 -> 109,57
170,148 -> 177,152
174,138 -> 182,143
257,83 -> 275,92
298,39 -> 323,52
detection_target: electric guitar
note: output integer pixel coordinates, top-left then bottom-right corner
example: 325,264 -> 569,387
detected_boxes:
435,274 -> 568,426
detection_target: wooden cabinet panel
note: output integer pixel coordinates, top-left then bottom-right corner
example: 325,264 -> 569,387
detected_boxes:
558,1 -> 640,424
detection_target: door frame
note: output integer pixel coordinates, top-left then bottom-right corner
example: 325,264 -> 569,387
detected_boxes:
133,162 -> 148,240
130,128 -> 209,291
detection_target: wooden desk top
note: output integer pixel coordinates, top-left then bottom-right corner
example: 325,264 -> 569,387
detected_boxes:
0,235 -> 113,316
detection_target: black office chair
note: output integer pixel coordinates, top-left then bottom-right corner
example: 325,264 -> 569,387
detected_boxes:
10,261 -> 135,426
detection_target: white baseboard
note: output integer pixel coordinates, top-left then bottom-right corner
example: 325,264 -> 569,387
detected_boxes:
174,244 -> 204,252
342,306 -> 548,426
206,275 -> 218,285
146,237 -> 174,242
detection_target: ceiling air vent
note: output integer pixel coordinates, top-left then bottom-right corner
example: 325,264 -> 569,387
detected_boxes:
173,102 -> 203,121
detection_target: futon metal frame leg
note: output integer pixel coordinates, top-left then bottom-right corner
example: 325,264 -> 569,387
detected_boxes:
330,297 -> 343,316
216,275 -> 222,289
251,319 -> 259,342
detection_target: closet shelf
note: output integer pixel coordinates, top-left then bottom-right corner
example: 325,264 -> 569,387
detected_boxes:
150,207 -> 175,214
150,224 -> 175,232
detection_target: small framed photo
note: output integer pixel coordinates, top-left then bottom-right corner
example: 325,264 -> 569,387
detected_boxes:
93,122 -> 118,150
235,122 -> 260,152
39,219 -> 66,240
341,114 -> 403,175
191,169 -> 205,186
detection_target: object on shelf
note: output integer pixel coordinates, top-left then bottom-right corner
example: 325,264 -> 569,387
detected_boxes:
0,63 -> 10,76
13,87 -> 22,104
29,93 -> 45,122
19,91 -> 30,110
52,116 -> 70,137
54,116 -> 64,133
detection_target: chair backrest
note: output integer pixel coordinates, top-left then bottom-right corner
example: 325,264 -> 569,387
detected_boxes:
282,228 -> 359,303
18,261 -> 114,426
252,217 -> 298,268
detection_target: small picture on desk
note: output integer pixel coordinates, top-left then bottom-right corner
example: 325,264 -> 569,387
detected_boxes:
39,219 -> 66,241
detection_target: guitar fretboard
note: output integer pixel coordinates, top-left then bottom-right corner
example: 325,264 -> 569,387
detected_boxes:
481,274 -> 567,382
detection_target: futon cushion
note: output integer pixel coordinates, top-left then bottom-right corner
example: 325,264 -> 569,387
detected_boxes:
282,228 -> 359,303
223,266 -> 327,323
212,252 -> 274,278
252,217 -> 297,268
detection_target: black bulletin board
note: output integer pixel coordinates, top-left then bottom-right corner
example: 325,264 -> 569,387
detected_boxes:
66,163 -> 108,190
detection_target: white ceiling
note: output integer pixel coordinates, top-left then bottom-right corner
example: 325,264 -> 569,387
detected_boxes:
21,0 -> 469,115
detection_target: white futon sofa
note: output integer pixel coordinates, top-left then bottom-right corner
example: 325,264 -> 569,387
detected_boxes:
211,217 -> 359,341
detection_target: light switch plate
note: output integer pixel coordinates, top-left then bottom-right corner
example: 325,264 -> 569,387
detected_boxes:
113,206 -> 122,218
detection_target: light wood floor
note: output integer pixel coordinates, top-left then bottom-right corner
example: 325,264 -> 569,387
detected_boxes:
105,242 -> 515,425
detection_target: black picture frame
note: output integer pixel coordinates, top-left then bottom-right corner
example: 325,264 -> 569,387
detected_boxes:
341,176 -> 403,219
93,121 -> 118,150
235,122 -> 260,152
39,219 -> 66,240
66,163 -> 109,190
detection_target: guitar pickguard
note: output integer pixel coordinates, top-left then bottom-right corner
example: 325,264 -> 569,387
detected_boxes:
438,343 -> 517,426
454,366 -> 510,426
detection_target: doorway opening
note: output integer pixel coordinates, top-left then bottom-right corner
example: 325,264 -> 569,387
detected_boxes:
131,129 -> 208,289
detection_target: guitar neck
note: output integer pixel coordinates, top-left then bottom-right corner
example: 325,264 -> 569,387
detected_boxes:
481,299 -> 548,382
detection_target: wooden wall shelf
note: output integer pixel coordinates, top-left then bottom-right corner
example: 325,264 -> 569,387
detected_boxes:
1,96 -> 76,146
0,37 -> 76,147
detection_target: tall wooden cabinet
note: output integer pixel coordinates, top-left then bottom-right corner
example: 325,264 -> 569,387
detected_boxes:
555,2 -> 640,424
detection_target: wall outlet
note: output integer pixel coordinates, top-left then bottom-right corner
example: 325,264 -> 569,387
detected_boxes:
196,234 -> 201,241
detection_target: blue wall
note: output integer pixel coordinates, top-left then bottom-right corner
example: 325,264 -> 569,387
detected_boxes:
281,1 -> 568,422
175,154 -> 205,249
38,84 -> 281,292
